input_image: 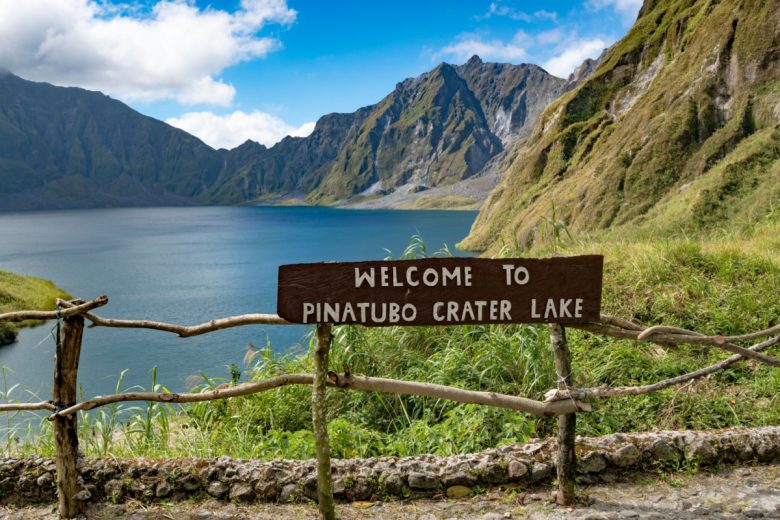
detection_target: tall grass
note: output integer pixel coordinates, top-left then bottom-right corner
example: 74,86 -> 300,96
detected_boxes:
0,228 -> 778,460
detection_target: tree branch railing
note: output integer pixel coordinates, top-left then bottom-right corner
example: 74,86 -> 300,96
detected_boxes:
52,299 -> 780,366
0,400 -> 56,412
0,296 -> 108,322
544,334 -> 780,401
47,372 -> 588,419
0,295 -> 777,518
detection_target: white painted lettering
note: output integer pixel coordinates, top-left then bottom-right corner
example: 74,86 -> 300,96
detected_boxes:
303,303 -> 315,323
500,300 -> 511,320
461,301 -> 475,321
371,303 -> 386,322
406,266 -> 419,286
544,298 -> 557,319
502,264 -> 514,285
423,268 -> 439,287
514,266 -> 530,285
357,302 -> 370,321
342,303 -> 357,322
447,301 -> 458,321
388,303 -> 401,323
433,302 -> 445,321
355,268 -> 375,288
324,303 -> 340,323
559,298 -> 572,318
392,267 -> 403,287
502,264 -> 530,285
442,267 -> 460,286
474,300 -> 487,320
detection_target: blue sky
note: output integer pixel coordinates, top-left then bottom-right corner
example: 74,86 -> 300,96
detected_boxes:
0,0 -> 642,149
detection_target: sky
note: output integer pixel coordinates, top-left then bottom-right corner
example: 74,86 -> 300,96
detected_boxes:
0,0 -> 643,150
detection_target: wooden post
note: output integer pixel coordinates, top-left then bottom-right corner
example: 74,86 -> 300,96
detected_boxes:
549,323 -> 576,506
53,311 -> 86,518
312,323 -> 336,520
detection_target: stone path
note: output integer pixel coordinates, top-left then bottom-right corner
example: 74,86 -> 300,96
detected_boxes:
1,463 -> 778,519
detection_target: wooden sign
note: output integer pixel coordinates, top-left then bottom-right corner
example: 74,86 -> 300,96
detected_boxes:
277,256 -> 602,326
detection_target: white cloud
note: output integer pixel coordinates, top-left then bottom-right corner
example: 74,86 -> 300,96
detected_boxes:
535,29 -> 565,46
542,38 -> 607,77
436,34 -> 527,63
481,3 -> 558,23
166,111 -> 315,150
435,25 -> 613,79
588,0 -> 643,22
0,0 -> 295,106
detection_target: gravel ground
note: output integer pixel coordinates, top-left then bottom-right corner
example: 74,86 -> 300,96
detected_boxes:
2,463 -> 778,520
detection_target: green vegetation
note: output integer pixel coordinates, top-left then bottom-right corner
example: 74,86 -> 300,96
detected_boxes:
0,270 -> 70,345
2,225 -> 777,460
462,0 -> 780,252
0,73 -> 223,209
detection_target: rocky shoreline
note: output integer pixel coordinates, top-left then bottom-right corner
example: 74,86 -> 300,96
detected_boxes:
1,427 -> 778,507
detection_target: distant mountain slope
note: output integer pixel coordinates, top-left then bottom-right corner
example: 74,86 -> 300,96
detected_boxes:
0,57 -> 567,211
307,63 -> 505,204
462,0 -> 780,252
204,110 -> 371,204
0,71 -> 223,210
220,58 -> 566,206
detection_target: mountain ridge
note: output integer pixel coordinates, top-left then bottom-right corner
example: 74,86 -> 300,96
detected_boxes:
0,57 -> 569,211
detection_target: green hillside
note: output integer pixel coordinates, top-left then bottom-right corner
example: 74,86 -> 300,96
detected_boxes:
0,72 -> 223,210
0,270 -> 70,345
462,0 -> 780,253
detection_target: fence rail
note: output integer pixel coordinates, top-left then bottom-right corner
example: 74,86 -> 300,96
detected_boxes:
0,294 -> 778,519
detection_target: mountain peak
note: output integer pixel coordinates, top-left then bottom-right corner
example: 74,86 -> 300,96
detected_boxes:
465,55 -> 483,67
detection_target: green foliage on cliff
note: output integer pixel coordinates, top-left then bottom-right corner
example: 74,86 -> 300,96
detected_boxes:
462,0 -> 780,253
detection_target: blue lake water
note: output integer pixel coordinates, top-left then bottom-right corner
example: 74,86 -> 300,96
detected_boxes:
0,206 -> 476,404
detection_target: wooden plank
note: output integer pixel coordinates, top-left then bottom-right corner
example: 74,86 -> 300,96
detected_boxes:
278,256 -> 603,326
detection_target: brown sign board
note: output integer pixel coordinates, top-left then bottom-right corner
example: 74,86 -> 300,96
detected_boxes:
277,255 -> 603,327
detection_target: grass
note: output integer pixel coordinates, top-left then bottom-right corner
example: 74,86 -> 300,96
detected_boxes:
0,269 -> 71,345
1,224 -> 777,461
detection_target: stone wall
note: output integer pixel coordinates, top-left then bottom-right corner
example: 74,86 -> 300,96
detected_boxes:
1,427 -> 778,506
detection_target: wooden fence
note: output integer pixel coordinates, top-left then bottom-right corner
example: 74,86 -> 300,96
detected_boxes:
0,295 -> 778,519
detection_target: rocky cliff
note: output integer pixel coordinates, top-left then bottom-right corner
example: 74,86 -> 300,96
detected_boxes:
462,0 -> 780,251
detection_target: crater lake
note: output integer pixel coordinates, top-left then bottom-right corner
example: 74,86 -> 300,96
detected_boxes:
0,206 -> 476,405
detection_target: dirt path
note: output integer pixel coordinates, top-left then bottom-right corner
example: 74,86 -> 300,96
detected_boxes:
1,463 -> 778,520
